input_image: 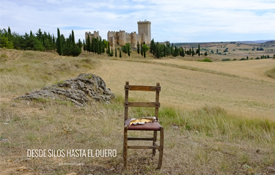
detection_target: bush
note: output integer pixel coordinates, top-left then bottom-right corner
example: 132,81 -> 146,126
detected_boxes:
222,59 -> 230,61
240,58 -> 246,61
265,67 -> 275,79
198,58 -> 212,62
0,53 -> 8,61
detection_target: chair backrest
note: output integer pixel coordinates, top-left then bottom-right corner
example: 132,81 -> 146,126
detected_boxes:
124,81 -> 161,121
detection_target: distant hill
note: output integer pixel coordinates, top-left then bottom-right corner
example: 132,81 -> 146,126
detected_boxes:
174,40 -> 275,46
238,40 -> 274,44
263,40 -> 275,45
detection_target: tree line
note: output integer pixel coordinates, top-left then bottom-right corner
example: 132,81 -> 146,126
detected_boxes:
149,39 -> 205,58
56,28 -> 82,56
0,27 -> 56,51
0,27 -> 82,57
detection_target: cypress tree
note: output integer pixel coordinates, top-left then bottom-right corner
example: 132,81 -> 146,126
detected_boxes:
78,39 -> 82,48
110,48 -> 113,56
144,49 -> 146,58
197,44 -> 200,56
141,43 -> 143,56
127,45 -> 130,57
71,30 -> 75,44
86,35 -> 90,52
150,39 -> 154,53
119,50 -> 122,58
8,27 -> 11,36
56,28 -> 62,55
107,42 -> 110,55
137,41 -> 140,54
115,48 -> 117,57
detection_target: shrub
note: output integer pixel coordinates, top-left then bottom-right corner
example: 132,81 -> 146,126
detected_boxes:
222,59 -> 230,61
265,67 -> 275,79
240,58 -> 246,61
198,58 -> 212,62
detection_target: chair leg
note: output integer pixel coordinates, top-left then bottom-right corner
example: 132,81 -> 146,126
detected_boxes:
157,127 -> 164,169
153,131 -> 157,156
123,126 -> 128,168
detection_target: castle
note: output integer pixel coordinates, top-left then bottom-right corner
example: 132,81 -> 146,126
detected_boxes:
85,21 -> 151,48
85,31 -> 101,41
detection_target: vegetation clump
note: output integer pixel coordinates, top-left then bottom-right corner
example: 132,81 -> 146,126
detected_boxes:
222,58 -> 231,61
265,67 -> 275,79
198,58 -> 212,62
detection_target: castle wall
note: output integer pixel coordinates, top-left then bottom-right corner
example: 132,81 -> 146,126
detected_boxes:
106,20 -> 151,48
85,31 -> 101,42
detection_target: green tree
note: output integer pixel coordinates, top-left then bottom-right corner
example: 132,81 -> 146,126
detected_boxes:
144,49 -> 146,58
119,50 -> 122,58
196,44 -> 200,56
141,43 -> 143,56
0,36 -> 14,49
127,46 -> 130,57
150,39 -> 155,54
107,41 -> 110,55
137,41 -> 140,54
115,48 -> 117,57
8,27 -> 11,36
56,28 -> 62,55
191,47 -> 195,56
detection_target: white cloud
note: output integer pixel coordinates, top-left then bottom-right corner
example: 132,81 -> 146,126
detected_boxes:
0,0 -> 274,42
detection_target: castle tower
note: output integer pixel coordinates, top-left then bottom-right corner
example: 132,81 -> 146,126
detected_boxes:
118,30 -> 126,46
137,20 -> 151,45
131,32 -> 137,48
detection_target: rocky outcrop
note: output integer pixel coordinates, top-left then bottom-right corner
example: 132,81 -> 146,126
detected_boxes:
16,73 -> 115,106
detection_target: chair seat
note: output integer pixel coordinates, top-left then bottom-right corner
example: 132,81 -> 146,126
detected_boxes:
125,118 -> 162,131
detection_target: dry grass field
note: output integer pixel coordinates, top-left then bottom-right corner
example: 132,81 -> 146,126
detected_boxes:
1,47 -> 275,174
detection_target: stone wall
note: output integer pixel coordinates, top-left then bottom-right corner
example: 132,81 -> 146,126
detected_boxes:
85,31 -> 101,42
106,20 -> 151,48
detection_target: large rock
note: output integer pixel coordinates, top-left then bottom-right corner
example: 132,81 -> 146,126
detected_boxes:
16,73 -> 115,106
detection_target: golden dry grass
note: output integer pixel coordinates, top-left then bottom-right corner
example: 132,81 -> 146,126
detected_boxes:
91,57 -> 275,121
1,48 -> 275,174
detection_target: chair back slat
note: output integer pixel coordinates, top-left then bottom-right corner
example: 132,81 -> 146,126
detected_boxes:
125,85 -> 160,91
124,81 -> 160,121
125,102 -> 160,107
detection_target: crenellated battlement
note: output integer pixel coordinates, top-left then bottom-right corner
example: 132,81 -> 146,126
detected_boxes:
85,21 -> 151,48
106,20 -> 151,48
85,31 -> 101,42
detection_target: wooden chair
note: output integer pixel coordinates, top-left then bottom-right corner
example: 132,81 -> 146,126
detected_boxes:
123,81 -> 164,169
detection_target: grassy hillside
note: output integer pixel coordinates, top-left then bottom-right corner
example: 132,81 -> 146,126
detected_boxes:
1,48 -> 275,174
266,67 -> 275,79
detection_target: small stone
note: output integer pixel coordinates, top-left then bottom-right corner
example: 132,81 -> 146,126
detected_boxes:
66,173 -> 77,175
172,125 -> 178,129
16,166 -> 28,172
0,138 -> 9,142
267,167 -> 275,172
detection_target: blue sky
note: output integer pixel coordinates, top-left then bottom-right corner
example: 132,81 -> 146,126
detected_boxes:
0,0 -> 275,43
